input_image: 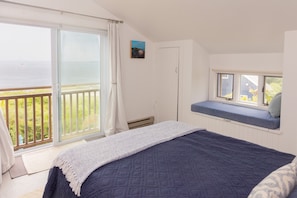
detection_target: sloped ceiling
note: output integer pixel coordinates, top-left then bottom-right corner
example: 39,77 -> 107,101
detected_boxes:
94,0 -> 297,54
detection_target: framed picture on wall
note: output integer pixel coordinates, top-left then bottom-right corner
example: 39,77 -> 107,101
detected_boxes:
131,40 -> 145,58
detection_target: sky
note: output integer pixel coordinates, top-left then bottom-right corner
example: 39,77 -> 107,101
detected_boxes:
131,40 -> 145,50
60,30 -> 100,62
0,22 -> 101,88
0,23 -> 51,61
0,22 -> 101,62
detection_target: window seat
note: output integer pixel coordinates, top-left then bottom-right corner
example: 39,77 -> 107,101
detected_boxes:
191,101 -> 280,129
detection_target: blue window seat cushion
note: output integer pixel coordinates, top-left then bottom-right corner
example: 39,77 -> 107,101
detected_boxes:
191,101 -> 280,129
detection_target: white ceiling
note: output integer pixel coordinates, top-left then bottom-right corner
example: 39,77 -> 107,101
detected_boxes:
94,0 -> 297,54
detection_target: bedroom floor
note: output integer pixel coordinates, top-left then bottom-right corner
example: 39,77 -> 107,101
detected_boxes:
0,169 -> 48,198
0,137 -> 98,198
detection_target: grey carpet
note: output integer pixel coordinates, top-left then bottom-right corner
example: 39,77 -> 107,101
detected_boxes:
9,155 -> 27,179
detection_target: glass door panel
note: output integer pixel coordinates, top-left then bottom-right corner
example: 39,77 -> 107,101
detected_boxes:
59,30 -> 101,141
0,23 -> 52,150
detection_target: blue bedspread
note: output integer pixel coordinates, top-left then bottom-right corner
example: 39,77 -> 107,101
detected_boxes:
43,130 -> 295,198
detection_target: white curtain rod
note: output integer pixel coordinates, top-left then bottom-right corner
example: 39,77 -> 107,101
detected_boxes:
0,0 -> 124,23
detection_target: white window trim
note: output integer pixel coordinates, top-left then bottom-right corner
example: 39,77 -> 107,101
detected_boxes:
210,69 -> 282,110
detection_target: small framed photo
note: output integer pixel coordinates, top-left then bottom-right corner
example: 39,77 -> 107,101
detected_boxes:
131,40 -> 145,58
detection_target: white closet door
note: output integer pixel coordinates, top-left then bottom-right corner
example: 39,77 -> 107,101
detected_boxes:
155,47 -> 179,122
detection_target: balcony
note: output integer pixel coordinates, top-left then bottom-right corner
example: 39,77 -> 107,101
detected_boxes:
0,84 -> 100,151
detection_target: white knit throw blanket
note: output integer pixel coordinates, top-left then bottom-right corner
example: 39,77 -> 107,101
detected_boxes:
52,121 -> 199,196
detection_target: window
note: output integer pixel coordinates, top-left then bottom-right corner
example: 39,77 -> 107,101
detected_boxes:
264,76 -> 282,105
59,30 -> 102,141
214,71 -> 282,108
239,75 -> 258,104
0,23 -> 52,147
217,73 -> 234,99
0,23 -> 52,89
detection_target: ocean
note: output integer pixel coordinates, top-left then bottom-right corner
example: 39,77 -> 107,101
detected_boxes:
0,61 -> 100,89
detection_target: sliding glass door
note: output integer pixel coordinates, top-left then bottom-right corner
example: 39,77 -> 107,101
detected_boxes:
58,30 -> 105,142
0,22 -> 107,149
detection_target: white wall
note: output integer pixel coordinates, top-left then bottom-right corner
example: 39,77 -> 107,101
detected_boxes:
281,31 -> 297,155
209,53 -> 283,72
119,24 -> 154,121
191,42 -> 210,103
183,41 -> 209,122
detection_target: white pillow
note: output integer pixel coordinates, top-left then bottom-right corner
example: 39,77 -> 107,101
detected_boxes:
248,162 -> 297,198
268,92 -> 282,117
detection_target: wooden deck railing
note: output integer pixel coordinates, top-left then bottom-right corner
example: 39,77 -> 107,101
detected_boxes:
60,86 -> 100,141
0,85 -> 100,150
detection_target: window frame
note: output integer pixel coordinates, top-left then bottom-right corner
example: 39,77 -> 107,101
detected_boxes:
211,70 -> 282,109
238,74 -> 259,105
263,75 -> 283,105
216,73 -> 234,100
56,28 -> 106,142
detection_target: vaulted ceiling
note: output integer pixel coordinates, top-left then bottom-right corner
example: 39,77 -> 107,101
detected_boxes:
94,0 -> 297,54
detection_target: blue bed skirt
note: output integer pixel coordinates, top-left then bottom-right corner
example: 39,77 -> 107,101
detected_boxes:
191,101 -> 280,129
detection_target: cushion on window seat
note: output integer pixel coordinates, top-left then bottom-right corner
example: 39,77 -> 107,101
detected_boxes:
268,92 -> 282,118
191,101 -> 280,129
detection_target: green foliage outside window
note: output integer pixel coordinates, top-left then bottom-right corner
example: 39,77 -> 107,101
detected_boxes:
0,88 -> 51,146
264,76 -> 282,105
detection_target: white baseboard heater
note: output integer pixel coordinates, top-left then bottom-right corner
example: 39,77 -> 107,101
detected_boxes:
127,116 -> 155,129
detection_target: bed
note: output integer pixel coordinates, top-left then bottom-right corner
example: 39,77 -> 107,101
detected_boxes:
43,121 -> 297,198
